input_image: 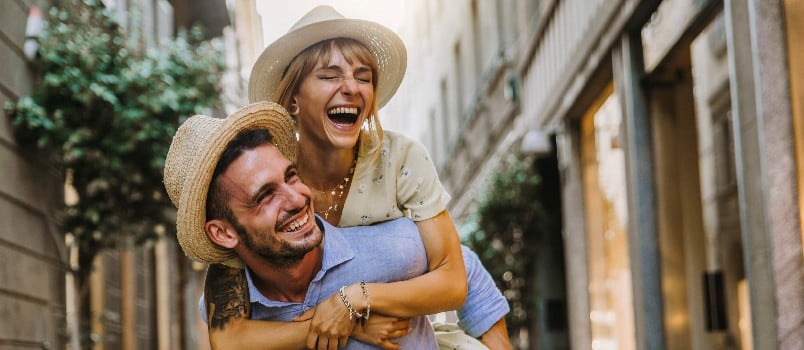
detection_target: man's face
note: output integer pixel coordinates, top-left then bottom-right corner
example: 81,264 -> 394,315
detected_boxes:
218,144 -> 321,264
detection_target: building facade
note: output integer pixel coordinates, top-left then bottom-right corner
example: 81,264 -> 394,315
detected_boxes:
0,0 -> 67,348
386,0 -> 804,349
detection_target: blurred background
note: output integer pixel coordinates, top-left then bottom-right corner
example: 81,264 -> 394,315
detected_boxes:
1,0 -> 803,349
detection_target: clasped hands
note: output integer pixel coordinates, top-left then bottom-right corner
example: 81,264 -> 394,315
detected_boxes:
293,284 -> 411,350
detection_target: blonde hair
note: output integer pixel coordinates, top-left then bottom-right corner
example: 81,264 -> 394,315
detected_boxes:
273,38 -> 384,162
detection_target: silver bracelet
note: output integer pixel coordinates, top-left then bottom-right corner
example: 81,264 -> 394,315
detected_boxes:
360,281 -> 370,320
339,285 -> 363,320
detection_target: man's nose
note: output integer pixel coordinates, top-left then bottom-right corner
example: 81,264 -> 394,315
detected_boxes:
281,184 -> 307,209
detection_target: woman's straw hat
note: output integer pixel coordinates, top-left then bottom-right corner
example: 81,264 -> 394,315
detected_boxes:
248,5 -> 407,108
163,101 -> 297,267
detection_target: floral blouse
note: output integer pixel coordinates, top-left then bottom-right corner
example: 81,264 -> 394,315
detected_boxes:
339,130 -> 451,227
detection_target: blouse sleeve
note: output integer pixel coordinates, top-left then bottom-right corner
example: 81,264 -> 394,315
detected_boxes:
340,131 -> 451,227
393,133 -> 451,221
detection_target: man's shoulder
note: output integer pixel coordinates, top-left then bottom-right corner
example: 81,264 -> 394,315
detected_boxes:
336,218 -> 423,255
339,217 -> 418,238
335,217 -> 428,279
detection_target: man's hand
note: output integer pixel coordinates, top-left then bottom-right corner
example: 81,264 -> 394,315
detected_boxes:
352,314 -> 411,350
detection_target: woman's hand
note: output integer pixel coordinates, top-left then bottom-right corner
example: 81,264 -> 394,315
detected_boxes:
293,285 -> 362,349
352,314 -> 411,350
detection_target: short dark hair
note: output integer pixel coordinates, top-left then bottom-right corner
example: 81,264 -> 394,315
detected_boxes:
206,129 -> 274,221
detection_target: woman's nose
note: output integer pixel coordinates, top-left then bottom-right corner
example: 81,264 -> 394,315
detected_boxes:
339,77 -> 357,95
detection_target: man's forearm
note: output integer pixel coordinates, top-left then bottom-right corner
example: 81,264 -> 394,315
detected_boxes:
209,318 -> 310,350
480,318 -> 512,350
205,264 -> 309,349
205,264 -> 250,330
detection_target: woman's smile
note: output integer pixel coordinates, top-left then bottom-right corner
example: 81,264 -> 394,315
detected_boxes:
327,106 -> 360,126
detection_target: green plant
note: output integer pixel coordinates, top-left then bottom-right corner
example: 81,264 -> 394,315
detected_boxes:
5,0 -> 224,280
462,153 -> 549,334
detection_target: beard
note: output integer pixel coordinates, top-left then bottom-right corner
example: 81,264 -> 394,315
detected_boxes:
233,215 -> 323,268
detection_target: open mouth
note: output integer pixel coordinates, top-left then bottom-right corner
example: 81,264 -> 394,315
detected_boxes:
278,212 -> 310,233
327,107 -> 359,126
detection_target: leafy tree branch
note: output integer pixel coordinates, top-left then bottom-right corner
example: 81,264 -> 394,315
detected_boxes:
5,0 -> 224,281
462,153 -> 549,334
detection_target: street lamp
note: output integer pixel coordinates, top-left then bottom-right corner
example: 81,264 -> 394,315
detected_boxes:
24,6 -> 42,61
521,127 -> 552,157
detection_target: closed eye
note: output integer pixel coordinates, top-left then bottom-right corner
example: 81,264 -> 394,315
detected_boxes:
354,67 -> 373,83
247,182 -> 277,207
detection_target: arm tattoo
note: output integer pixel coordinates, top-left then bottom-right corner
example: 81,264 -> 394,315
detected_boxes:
204,264 -> 251,330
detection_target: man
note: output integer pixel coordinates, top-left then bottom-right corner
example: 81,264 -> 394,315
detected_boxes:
164,102 -> 445,349
164,101 -> 506,349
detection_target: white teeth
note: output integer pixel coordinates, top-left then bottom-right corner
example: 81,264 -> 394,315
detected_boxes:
327,107 -> 358,115
285,214 -> 309,231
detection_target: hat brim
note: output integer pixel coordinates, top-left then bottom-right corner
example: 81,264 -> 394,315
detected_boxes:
170,102 -> 297,268
248,18 -> 406,109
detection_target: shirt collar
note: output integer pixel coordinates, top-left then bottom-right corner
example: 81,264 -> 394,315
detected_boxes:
316,216 -> 355,277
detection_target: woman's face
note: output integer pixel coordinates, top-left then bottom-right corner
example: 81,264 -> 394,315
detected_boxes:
293,46 -> 375,152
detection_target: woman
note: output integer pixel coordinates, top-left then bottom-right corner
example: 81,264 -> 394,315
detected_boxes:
206,6 -> 511,349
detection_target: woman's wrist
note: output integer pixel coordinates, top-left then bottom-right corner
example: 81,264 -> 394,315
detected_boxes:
341,282 -> 371,318
347,284 -> 367,312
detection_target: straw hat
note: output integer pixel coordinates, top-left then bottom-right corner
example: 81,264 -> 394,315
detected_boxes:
163,101 -> 297,267
248,5 -> 407,108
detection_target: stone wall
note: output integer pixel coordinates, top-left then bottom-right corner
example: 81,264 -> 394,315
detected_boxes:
0,1 -> 68,349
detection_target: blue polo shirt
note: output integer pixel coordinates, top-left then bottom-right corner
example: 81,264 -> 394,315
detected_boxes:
457,245 -> 510,337
201,216 -> 509,347
251,217 -> 436,349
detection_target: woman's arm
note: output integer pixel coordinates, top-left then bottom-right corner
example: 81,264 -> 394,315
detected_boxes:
338,210 -> 468,317
305,210 -> 466,346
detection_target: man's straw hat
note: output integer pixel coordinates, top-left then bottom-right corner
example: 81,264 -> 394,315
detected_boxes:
163,101 -> 297,267
248,5 -> 407,108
